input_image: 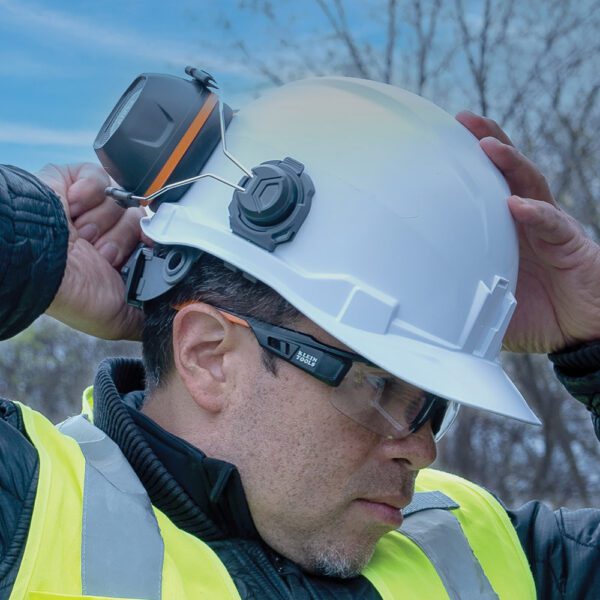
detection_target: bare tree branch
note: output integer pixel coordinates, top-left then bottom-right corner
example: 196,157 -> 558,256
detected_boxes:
383,0 -> 398,84
234,40 -> 285,86
315,0 -> 372,78
409,0 -> 444,94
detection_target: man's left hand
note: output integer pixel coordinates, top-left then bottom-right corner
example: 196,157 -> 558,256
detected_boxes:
456,111 -> 600,354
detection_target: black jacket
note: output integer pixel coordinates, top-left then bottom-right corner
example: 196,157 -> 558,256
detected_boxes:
0,165 -> 67,341
1,164 -> 600,599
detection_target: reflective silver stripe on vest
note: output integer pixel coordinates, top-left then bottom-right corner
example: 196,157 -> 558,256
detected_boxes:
400,492 -> 498,600
58,415 -> 164,600
402,490 -> 458,516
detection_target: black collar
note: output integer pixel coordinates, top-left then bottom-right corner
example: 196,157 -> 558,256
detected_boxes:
92,357 -> 259,541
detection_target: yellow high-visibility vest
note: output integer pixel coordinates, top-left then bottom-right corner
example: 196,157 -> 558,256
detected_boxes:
11,395 -> 535,599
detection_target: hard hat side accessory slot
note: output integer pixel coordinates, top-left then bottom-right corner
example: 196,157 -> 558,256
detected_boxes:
121,244 -> 203,309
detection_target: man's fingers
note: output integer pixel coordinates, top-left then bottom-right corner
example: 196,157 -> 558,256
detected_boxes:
93,207 -> 145,268
509,196 -> 566,240
456,111 -> 555,204
479,137 -> 556,207
69,165 -> 128,245
508,196 -> 588,270
455,111 -> 514,145
67,164 -> 112,219
73,197 -> 124,244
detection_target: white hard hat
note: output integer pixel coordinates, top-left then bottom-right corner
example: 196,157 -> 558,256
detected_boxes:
141,76 -> 540,425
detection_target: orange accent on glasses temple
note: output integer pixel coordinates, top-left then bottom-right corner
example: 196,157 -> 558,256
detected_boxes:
218,311 -> 250,328
170,303 -> 251,329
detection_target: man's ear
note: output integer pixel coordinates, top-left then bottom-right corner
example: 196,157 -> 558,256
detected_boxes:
172,304 -> 236,413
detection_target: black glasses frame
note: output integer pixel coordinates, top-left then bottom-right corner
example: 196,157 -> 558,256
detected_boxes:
237,313 -> 372,386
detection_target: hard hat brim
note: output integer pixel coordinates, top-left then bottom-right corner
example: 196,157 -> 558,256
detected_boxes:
319,318 -> 541,426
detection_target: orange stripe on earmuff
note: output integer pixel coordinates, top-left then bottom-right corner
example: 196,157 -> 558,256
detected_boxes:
144,92 -> 219,198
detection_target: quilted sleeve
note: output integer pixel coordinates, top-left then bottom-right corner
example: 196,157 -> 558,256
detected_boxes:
0,165 -> 68,340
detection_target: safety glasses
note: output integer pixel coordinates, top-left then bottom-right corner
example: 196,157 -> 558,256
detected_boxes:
213,308 -> 460,442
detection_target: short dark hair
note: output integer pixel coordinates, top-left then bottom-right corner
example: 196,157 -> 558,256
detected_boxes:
142,253 -> 302,393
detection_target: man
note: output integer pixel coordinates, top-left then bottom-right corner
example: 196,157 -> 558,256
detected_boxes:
1,75 -> 599,599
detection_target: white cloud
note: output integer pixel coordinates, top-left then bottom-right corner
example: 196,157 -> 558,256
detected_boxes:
0,121 -> 95,146
0,0 -> 249,75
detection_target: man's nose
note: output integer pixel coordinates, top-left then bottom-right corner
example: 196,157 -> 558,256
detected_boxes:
378,422 -> 437,470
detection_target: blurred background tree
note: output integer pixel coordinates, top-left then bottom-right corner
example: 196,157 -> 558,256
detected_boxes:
1,0 -> 598,508
0,317 -> 139,424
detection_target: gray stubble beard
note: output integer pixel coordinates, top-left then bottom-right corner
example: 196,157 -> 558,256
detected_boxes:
308,543 -> 376,579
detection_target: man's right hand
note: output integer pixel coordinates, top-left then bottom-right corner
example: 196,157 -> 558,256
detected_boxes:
456,111 -> 600,354
38,163 -> 145,340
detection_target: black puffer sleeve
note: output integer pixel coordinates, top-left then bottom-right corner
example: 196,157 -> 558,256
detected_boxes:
0,165 -> 69,340
549,341 -> 600,438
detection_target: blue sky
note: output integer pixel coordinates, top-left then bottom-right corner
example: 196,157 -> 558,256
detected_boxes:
0,0 -> 337,171
0,0 -> 492,173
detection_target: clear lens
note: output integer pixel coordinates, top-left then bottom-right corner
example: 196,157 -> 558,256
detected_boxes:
330,363 -> 436,439
433,400 -> 460,442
